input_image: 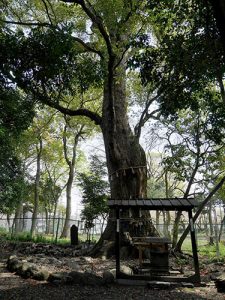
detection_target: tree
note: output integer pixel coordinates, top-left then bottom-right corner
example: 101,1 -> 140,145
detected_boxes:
40,177 -> 63,234
0,1 -> 156,245
60,118 -> 85,238
78,155 -> 109,237
208,0 -> 225,54
129,0 -> 225,248
1,0 -> 224,250
0,86 -> 34,214
20,108 -> 64,236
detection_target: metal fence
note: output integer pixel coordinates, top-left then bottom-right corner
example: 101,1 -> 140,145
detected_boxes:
0,217 -> 224,252
155,222 -> 225,252
0,217 -> 106,243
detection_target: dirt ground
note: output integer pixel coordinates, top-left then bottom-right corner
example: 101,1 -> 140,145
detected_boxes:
0,241 -> 225,300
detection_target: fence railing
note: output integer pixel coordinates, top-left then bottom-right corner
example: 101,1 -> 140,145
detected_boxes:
0,217 -> 106,243
0,217 -> 224,251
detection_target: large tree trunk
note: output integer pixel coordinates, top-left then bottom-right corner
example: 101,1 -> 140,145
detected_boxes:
90,59 -> 153,256
103,62 -> 147,197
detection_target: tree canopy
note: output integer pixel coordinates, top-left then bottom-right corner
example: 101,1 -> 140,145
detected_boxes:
0,0 -> 224,248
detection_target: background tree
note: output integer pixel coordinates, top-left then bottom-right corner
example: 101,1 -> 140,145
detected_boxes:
39,177 -> 63,234
60,117 -> 85,238
78,155 -> 110,235
0,1 -> 156,247
0,0 -> 225,252
0,86 -> 34,215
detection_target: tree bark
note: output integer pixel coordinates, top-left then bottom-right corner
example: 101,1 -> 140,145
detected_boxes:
90,58 -> 152,256
208,0 -> 225,54
208,202 -> 214,245
60,166 -> 74,237
45,208 -> 50,234
60,124 -> 81,238
213,207 -> 220,257
102,64 -> 147,202
218,207 -> 225,241
14,202 -> 23,233
156,210 -> 160,232
30,138 -> 42,237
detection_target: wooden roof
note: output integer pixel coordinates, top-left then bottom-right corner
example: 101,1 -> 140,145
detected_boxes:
108,198 -> 198,211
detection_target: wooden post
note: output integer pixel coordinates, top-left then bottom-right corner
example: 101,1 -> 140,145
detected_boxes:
115,207 -> 120,278
188,210 -> 200,282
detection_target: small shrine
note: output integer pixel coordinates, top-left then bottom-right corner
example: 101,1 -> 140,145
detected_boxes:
108,198 -> 200,284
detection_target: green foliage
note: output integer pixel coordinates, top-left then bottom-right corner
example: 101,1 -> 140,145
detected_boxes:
158,105 -> 224,192
3,230 -> 70,245
0,86 -> 34,213
78,155 -> 109,227
39,177 -> 62,213
129,0 -> 225,143
0,0 -> 224,222
0,26 -> 103,100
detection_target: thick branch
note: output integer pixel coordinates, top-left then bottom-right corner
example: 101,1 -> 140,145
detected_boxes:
134,94 -> 160,139
1,19 -> 51,27
71,125 -> 84,167
217,74 -> 225,105
62,0 -> 113,57
63,122 -> 71,166
73,36 -> 103,58
184,117 -> 201,198
40,0 -> 53,25
42,98 -> 102,126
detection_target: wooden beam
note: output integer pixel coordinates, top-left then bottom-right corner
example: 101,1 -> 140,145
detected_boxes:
188,210 -> 201,282
115,207 -> 120,278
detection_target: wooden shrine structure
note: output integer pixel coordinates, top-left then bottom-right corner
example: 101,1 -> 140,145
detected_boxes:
108,198 -> 201,284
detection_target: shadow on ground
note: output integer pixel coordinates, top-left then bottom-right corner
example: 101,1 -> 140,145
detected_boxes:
0,277 -> 223,300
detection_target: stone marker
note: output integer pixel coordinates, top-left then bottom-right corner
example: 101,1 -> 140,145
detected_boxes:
70,225 -> 78,246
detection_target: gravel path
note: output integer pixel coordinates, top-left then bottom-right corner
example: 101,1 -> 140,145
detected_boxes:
0,242 -> 224,300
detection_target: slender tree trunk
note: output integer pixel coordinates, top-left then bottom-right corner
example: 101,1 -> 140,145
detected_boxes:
163,211 -> 171,239
218,207 -> 225,241
156,210 -> 160,232
14,202 -> 23,233
175,175 -> 225,251
53,199 -> 58,235
213,207 -> 220,257
31,138 -> 42,237
203,213 -> 209,237
164,171 -> 171,239
60,167 -> 73,237
6,213 -> 11,232
172,121 -> 202,248
45,208 -> 50,234
172,211 -> 182,247
61,124 -> 81,238
208,203 -> 214,245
